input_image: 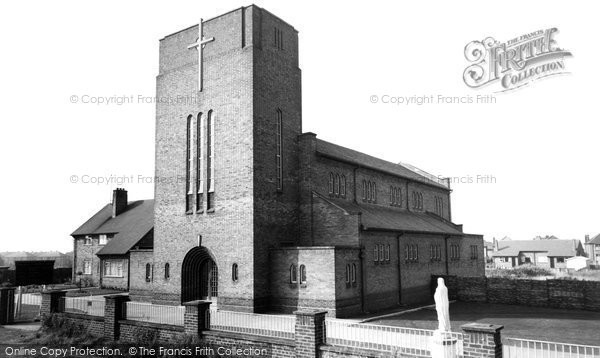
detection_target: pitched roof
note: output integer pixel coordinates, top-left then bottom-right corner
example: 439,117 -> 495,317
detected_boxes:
319,195 -> 464,236
588,234 -> 600,245
71,199 -> 154,256
315,139 -> 450,190
492,239 -> 579,257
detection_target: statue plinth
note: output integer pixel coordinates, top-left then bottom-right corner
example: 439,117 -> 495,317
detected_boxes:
431,330 -> 458,358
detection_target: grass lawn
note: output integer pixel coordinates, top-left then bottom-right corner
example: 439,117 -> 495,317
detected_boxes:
66,288 -> 125,297
0,326 -> 37,344
368,302 -> 600,346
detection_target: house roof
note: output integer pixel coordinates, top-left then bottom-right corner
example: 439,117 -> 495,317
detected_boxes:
588,233 -> 600,245
315,139 -> 450,190
492,239 -> 579,257
71,199 -> 154,256
320,195 -> 464,236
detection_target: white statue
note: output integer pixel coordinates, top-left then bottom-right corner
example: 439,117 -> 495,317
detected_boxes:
434,277 -> 451,332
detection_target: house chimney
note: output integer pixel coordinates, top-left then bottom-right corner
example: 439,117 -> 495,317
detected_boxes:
493,237 -> 498,252
112,188 -> 128,218
585,235 -> 590,243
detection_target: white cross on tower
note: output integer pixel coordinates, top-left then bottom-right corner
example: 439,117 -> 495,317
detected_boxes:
187,18 -> 215,92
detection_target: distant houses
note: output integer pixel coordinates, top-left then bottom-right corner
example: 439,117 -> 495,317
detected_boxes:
584,234 -> 600,265
0,251 -> 73,285
491,239 -> 585,269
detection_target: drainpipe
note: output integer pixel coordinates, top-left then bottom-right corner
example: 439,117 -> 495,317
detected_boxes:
397,233 -> 404,305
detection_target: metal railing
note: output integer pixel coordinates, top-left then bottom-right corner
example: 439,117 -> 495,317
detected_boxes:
504,338 -> 600,358
325,319 -> 463,357
124,301 -> 185,326
61,297 -> 105,317
207,310 -> 296,340
13,289 -> 41,321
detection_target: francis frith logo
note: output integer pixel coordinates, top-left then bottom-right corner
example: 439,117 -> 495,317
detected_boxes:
463,28 -> 572,92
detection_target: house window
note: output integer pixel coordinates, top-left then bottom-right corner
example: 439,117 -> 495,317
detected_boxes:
99,234 -> 108,245
145,263 -> 152,282
164,263 -> 170,280
299,265 -> 307,284
196,112 -> 204,211
185,115 -> 194,212
470,245 -> 478,260
379,245 -> 384,262
430,244 -> 442,261
334,174 -> 340,196
83,260 -> 92,275
290,264 -> 297,283
374,245 -> 379,262
84,236 -> 92,246
232,263 -> 238,282
103,260 -> 123,277
340,175 -> 346,198
351,263 -> 357,283
385,244 -> 390,261
276,109 -> 283,191
556,257 -> 565,263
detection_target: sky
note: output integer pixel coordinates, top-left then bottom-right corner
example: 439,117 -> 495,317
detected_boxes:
0,1 -> 598,253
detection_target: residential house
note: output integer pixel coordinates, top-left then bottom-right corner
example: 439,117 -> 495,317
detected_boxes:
492,239 -> 585,269
71,189 -> 153,290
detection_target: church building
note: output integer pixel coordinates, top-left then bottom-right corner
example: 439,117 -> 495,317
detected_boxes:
74,5 -> 484,318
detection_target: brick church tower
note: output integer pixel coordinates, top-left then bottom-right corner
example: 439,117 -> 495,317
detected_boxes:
150,6 -> 302,311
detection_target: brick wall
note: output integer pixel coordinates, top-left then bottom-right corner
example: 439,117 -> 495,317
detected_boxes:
128,250 -> 154,302
441,275 -> 600,312
270,248 -> 337,315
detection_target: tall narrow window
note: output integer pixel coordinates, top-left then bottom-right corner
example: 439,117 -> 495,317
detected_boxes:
196,113 -> 204,212
185,115 -> 194,212
334,174 -> 340,196
206,111 -> 215,211
145,263 -> 152,282
372,182 -> 377,202
164,263 -> 170,280
345,264 -> 350,283
340,175 -> 346,198
329,173 -> 334,194
290,264 -> 297,283
351,264 -> 357,283
362,180 -> 367,201
276,109 -> 283,191
299,265 -> 307,284
374,245 -> 379,262
232,263 -> 239,282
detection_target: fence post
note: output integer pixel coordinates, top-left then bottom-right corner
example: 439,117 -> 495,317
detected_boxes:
183,300 -> 212,338
40,290 -> 66,320
461,323 -> 504,358
0,287 -> 16,325
294,310 -> 328,358
104,294 -> 130,341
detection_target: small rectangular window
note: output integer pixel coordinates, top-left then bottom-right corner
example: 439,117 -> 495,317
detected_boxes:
99,234 -> 108,245
374,245 -> 379,262
83,260 -> 92,275
84,236 -> 92,246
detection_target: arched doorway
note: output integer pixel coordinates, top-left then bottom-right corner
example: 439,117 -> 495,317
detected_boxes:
181,247 -> 218,304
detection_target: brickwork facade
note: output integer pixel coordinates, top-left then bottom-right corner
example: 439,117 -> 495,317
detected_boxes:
126,4 -> 485,316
